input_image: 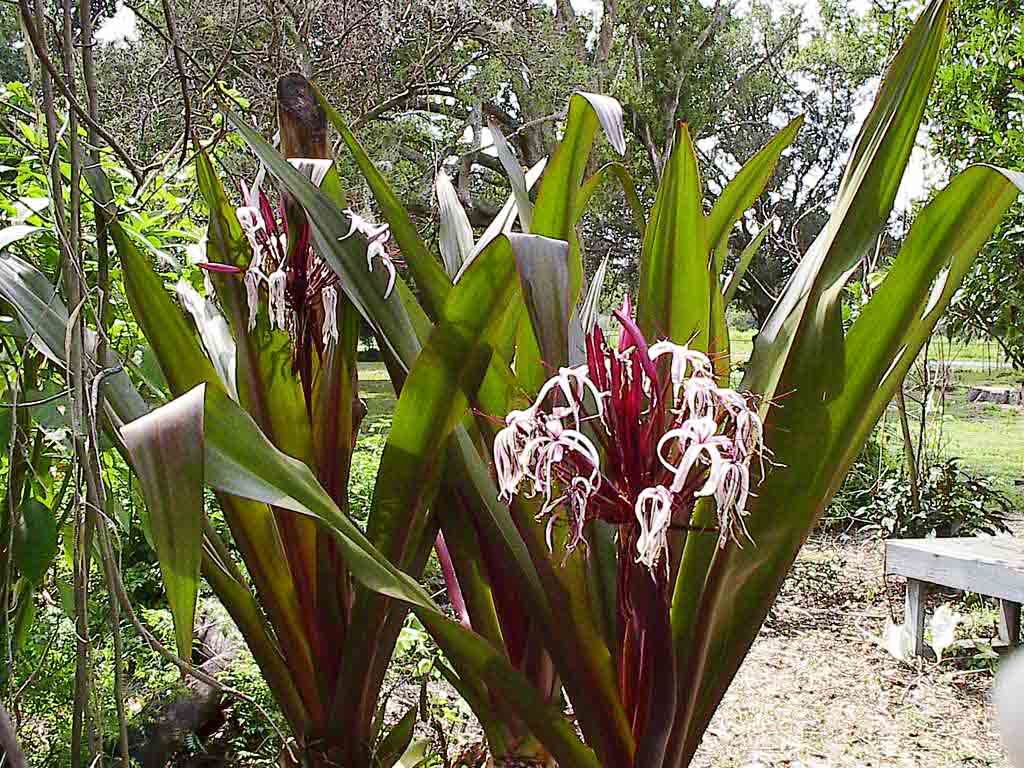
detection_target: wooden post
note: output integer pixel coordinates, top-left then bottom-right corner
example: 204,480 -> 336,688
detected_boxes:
998,600 -> 1021,649
906,578 -> 928,658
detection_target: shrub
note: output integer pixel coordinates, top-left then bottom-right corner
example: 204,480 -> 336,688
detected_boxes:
828,449 -> 1012,538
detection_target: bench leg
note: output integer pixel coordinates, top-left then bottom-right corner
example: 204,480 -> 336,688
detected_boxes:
998,600 -> 1021,648
906,579 -> 928,658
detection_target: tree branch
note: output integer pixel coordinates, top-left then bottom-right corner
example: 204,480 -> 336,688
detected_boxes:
17,0 -> 144,182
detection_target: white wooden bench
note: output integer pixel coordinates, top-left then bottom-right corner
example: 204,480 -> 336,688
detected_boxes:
885,537 -> 1024,657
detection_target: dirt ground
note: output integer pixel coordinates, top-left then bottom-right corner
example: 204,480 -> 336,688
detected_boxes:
693,536 -> 1012,768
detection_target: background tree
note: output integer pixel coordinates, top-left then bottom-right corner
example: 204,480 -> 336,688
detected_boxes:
919,0 -> 1023,367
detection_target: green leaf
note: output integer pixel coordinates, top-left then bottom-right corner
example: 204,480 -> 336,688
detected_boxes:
464,159 -> 548,271
723,219 -> 773,305
334,234 -> 523,740
310,89 -> 451,321
435,170 -> 474,278
122,391 -> 205,660
124,383 -> 599,768
375,705 -> 417,768
706,116 -> 802,269
110,219 -> 221,397
577,162 -> 646,237
511,234 -> 571,371
667,6 -> 996,766
0,254 -> 147,426
489,121 -> 534,232
680,163 -> 1023,766
14,497 -> 58,583
534,92 -> 626,299
742,0 -> 951,404
637,123 -> 709,349
579,255 -> 609,334
0,224 -> 40,252
175,279 -> 237,398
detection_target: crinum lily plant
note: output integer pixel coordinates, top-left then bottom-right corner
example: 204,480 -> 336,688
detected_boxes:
493,301 -> 768,746
4,2 -> 1021,767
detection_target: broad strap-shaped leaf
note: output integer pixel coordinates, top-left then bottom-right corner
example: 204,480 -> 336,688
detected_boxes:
110,219 -> 221,396
742,0 -> 951,404
533,92 -> 626,298
124,383 -> 600,768
0,225 -> 40,252
706,116 -> 802,270
490,121 -> 534,233
122,391 -> 205,659
637,123 -> 710,349
576,162 -> 646,237
464,159 -> 548,272
669,3 -> 955,765
723,219 -> 773,305
334,233 -> 525,740
435,170 -> 474,278
0,253 -> 147,426
678,163 -> 1023,766
511,234 -> 571,372
175,279 -> 238,399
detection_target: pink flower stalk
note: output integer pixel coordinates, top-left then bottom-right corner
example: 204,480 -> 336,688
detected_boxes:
493,300 -> 767,580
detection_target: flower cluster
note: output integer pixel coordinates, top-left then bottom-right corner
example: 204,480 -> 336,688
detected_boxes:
493,301 -> 767,580
196,158 -> 396,348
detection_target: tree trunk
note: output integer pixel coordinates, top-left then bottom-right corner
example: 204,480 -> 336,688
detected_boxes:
0,700 -> 27,768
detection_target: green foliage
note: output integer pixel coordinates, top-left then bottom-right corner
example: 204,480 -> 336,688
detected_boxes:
827,438 -> 1013,538
919,0 -> 1024,367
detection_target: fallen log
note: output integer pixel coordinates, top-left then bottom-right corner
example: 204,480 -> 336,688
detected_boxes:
967,385 -> 1023,405
129,607 -> 242,767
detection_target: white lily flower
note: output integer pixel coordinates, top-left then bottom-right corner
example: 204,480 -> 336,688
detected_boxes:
713,462 -> 751,548
649,341 -> 713,398
366,239 -> 397,299
287,158 -> 333,188
268,269 -> 288,331
340,209 -> 397,298
236,206 -> 264,239
340,209 -> 390,242
321,283 -> 339,346
635,485 -> 673,578
244,268 -> 263,330
657,417 -> 732,494
493,407 -> 540,500
535,365 -> 606,429
682,375 -> 719,419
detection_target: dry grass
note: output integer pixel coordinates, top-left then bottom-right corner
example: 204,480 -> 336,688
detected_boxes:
694,538 -> 1011,768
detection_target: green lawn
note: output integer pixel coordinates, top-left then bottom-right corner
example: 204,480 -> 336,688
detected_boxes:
723,328 -> 1008,368
357,361 -> 393,431
913,368 -> 1024,506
